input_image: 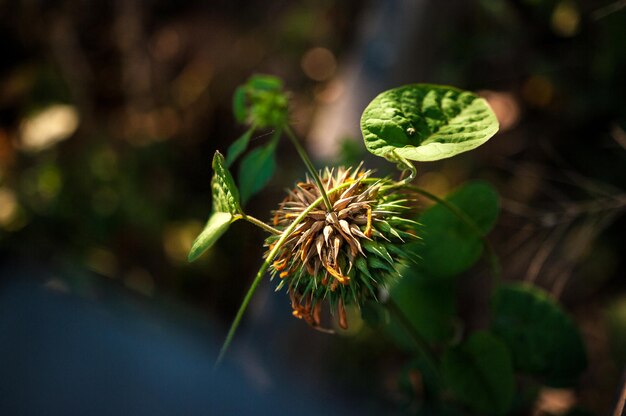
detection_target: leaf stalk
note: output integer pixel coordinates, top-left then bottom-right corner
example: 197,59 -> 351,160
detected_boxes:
235,213 -> 281,235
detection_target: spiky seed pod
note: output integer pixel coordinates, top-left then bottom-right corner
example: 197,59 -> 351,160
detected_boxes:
265,165 -> 420,330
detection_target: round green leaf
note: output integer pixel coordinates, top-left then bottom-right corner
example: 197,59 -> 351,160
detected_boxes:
491,283 -> 587,386
361,84 -> 499,161
187,212 -> 233,262
405,181 -> 499,278
442,331 -> 515,415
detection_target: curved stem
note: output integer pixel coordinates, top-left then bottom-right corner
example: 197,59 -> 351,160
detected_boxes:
284,126 -> 333,212
214,181 -> 355,368
386,151 -> 417,185
386,297 -> 440,381
235,214 -> 280,235
406,185 -> 502,281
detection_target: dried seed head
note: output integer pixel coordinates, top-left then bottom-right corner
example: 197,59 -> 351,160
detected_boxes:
266,165 -> 420,330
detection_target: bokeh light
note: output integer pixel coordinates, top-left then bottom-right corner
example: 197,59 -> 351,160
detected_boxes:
522,75 -> 555,108
0,187 -> 18,228
480,90 -> 520,132
18,104 -> 79,152
552,0 -> 580,37
163,221 -> 204,264
301,47 -> 337,82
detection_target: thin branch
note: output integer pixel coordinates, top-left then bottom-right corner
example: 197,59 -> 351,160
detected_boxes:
551,212 -> 620,298
592,0 -> 626,20
284,126 -> 333,212
386,298 -> 441,381
502,195 -> 626,226
526,222 -> 569,283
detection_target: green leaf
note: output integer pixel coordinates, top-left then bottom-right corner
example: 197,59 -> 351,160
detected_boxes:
233,74 -> 288,129
388,269 -> 456,344
406,181 -> 499,278
233,86 -> 247,123
248,74 -> 283,91
384,182 -> 500,346
362,240 -> 394,265
361,84 -> 499,162
187,152 -> 241,262
442,331 -> 515,415
211,151 -> 241,214
361,300 -> 389,329
225,128 -> 253,167
238,134 -> 278,204
187,212 -> 233,262
367,256 -> 394,273
491,283 -> 587,387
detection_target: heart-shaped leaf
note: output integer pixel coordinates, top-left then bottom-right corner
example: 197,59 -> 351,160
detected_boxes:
361,84 -> 498,161
491,283 -> 587,387
442,331 -> 515,415
405,181 -> 500,278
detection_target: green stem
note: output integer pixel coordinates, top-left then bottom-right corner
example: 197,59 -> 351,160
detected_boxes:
407,185 -> 502,281
387,151 -> 417,185
236,214 -> 280,235
284,126 -> 333,212
214,181 -> 354,368
386,297 -> 441,381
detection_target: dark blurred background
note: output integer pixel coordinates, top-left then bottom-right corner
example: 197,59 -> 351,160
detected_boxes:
0,0 -> 625,414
